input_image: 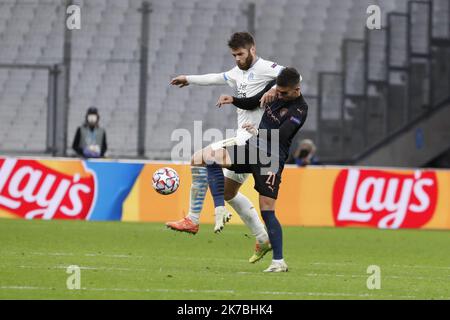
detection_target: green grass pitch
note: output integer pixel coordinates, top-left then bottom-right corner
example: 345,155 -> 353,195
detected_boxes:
0,218 -> 449,300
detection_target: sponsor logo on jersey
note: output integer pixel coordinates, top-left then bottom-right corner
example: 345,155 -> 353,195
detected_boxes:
290,116 -> 301,125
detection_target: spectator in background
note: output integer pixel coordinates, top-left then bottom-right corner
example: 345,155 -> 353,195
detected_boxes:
72,107 -> 108,158
293,139 -> 319,167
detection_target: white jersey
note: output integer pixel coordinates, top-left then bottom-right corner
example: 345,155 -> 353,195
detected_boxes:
186,57 -> 287,144
223,58 -> 284,143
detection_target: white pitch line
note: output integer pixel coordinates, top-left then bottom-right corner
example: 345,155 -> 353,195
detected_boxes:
392,264 -> 450,271
85,287 -> 236,294
15,265 -> 146,272
0,286 -> 415,299
5,252 -> 448,271
83,253 -> 144,259
31,252 -> 74,257
312,262 -> 450,271
0,251 -> 143,259
3,264 -> 449,281
0,286 -> 54,291
253,290 -> 421,299
305,273 -> 450,281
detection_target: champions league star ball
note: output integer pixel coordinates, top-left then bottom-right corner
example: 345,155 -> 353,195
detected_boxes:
152,167 -> 180,195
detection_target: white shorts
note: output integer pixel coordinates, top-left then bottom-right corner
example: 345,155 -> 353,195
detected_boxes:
235,128 -> 254,146
223,168 -> 250,184
210,129 -> 254,185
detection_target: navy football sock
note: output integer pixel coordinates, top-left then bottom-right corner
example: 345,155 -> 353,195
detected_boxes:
206,164 -> 225,208
261,210 -> 283,260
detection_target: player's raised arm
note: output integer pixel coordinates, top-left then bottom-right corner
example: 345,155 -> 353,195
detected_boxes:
170,75 -> 189,88
259,87 -> 278,107
170,73 -> 231,88
187,73 -> 229,86
259,62 -> 285,107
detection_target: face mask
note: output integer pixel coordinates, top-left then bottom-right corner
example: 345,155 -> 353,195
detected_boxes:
298,149 -> 310,158
87,114 -> 98,126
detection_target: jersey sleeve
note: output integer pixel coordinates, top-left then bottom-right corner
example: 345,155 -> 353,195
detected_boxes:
222,66 -> 239,88
263,61 -> 285,79
279,105 -> 307,142
262,61 -> 303,82
186,73 -> 228,86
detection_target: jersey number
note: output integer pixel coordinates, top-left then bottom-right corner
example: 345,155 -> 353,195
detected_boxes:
265,172 -> 276,187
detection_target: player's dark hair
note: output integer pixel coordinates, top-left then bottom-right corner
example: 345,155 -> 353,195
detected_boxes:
227,32 -> 255,50
276,67 -> 300,88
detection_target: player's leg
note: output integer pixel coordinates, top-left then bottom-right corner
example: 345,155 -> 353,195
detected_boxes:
202,146 -> 233,233
259,195 -> 288,272
224,174 -> 269,245
165,147 -> 216,234
224,172 -> 271,263
164,165 -> 207,234
187,166 -> 208,225
251,164 -> 288,272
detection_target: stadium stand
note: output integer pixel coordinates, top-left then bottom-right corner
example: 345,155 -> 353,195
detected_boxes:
0,0 -> 448,162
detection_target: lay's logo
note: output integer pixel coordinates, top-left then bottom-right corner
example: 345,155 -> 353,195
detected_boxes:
0,158 -> 96,220
332,169 -> 437,229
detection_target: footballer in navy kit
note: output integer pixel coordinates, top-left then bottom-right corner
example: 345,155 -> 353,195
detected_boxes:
167,32 -> 290,264
192,67 -> 308,272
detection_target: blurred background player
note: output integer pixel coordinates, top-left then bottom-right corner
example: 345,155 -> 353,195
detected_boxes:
167,32 -> 286,263
72,107 -> 108,159
198,67 -> 307,272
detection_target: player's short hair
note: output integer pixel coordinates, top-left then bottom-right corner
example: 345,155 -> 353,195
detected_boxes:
276,67 -> 301,88
228,32 -> 255,50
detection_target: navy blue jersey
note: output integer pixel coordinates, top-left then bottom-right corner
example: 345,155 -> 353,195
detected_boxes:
232,81 -> 308,164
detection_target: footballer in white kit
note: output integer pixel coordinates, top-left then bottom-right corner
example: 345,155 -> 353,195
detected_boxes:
188,56 -> 285,183
167,32 -> 288,264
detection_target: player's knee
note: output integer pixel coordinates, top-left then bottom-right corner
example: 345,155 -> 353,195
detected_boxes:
259,196 -> 276,211
224,189 -> 238,201
190,155 -> 197,166
191,151 -> 203,166
204,148 -> 221,165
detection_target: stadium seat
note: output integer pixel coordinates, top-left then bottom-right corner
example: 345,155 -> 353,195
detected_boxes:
0,0 -> 445,158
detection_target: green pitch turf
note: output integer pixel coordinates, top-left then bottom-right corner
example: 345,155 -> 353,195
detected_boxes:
0,218 -> 449,300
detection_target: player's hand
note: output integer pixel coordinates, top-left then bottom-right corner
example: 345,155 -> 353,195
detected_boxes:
242,122 -> 258,136
259,87 -> 277,107
216,95 -> 234,108
170,75 -> 189,88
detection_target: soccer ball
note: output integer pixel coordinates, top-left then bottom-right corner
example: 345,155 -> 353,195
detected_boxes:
152,167 -> 180,195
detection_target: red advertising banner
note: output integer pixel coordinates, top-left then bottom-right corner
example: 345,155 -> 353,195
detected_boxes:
1,157 -> 449,230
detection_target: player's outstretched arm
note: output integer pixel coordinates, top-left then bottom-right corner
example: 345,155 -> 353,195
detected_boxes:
170,75 -> 189,88
170,73 -> 228,88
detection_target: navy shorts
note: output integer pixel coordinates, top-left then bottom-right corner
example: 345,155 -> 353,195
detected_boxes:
226,144 -> 284,199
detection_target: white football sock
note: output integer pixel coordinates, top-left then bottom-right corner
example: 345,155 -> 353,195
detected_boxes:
227,192 -> 269,244
187,167 -> 208,225
272,259 -> 285,264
